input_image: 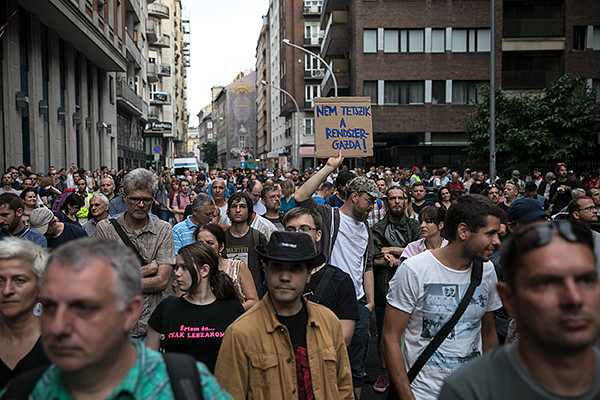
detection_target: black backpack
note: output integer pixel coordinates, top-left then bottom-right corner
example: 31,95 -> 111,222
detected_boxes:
1,352 -> 204,400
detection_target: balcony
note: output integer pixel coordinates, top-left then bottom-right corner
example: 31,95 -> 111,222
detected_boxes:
322,0 -> 348,14
116,79 -> 143,116
158,65 -> 171,76
303,35 -> 323,48
321,11 -> 348,57
148,3 -> 169,19
146,20 -> 157,43
304,68 -> 326,80
150,92 -> 170,105
303,4 -> 322,15
147,63 -> 159,83
321,59 -> 349,97
124,0 -> 141,23
503,18 -> 564,38
125,29 -> 141,67
152,34 -> 170,48
148,106 -> 159,121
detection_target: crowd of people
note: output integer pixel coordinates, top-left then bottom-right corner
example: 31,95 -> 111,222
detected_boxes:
0,156 -> 599,399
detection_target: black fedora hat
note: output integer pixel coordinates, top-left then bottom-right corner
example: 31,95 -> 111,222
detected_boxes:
255,231 -> 325,269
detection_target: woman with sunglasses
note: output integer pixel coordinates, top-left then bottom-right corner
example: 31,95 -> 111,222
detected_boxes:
147,241 -> 244,372
194,224 -> 258,310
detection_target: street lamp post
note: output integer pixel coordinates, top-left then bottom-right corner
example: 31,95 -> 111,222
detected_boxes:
282,38 -> 338,98
261,80 -> 301,170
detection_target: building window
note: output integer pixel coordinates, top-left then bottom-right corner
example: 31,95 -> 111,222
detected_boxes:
573,26 -> 586,51
305,55 -> 322,71
502,52 -> 562,89
304,118 -> 315,135
363,29 -> 377,53
595,26 -> 600,50
384,81 -> 424,105
452,81 -> 485,105
363,81 -> 378,104
109,75 -> 114,105
431,29 -> 445,53
408,30 -> 424,52
239,135 -> 245,148
384,29 -> 399,53
452,29 -> 491,52
432,81 -> 446,105
305,84 -> 321,102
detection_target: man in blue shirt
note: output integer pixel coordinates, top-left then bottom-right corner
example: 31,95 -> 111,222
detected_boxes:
0,193 -> 47,249
172,193 -> 216,254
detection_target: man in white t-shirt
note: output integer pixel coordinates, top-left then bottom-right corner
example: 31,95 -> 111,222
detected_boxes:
295,151 -> 384,398
382,195 -> 503,400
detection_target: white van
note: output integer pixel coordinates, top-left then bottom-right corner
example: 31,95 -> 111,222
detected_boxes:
172,157 -> 199,178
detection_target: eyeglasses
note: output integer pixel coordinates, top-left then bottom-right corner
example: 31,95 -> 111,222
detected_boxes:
285,226 -> 318,233
513,221 -> 592,252
126,195 -> 154,204
359,194 -> 376,204
577,205 -> 598,212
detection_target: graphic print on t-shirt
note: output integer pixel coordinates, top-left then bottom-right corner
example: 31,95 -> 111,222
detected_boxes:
421,283 -> 488,370
226,245 -> 249,266
166,324 -> 225,339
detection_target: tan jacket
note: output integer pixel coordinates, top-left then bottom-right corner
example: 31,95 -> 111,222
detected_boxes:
214,294 -> 353,400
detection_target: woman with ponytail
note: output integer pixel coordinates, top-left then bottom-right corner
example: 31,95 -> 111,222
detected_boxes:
146,241 -> 244,372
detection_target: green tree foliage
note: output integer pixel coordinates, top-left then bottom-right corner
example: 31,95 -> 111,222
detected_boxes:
464,75 -> 600,167
201,141 -> 218,167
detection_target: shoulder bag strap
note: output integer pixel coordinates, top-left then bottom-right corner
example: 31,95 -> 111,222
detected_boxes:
311,266 -> 335,304
108,219 -> 147,266
406,260 -> 483,383
164,352 -> 204,400
1,365 -> 50,400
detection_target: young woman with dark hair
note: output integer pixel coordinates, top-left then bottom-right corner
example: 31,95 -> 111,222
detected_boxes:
194,223 -> 258,310
401,206 -> 448,262
146,241 -> 244,372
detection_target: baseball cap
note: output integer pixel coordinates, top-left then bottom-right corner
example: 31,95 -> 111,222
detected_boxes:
512,170 -> 520,178
30,207 -> 55,235
346,176 -> 386,199
507,198 -> 548,224
412,166 -> 419,172
255,231 -> 325,269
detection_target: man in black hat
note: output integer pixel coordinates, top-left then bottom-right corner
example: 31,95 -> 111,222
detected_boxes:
214,231 -> 353,400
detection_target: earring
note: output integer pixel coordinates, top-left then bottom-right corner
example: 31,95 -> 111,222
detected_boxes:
33,302 -> 43,317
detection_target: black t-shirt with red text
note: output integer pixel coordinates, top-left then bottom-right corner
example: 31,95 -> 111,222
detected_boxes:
276,304 -> 313,400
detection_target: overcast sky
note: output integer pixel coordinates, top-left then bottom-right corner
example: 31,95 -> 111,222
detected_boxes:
182,0 -> 269,126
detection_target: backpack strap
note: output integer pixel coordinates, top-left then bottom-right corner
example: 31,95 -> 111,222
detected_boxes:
311,265 -> 335,304
1,365 -> 49,400
109,219 -> 147,266
329,195 -> 336,207
164,353 -> 204,400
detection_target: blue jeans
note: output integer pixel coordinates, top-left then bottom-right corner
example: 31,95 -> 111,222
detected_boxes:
348,302 -> 371,388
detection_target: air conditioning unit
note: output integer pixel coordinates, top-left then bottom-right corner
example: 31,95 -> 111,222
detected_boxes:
127,77 -> 135,90
311,69 -> 325,78
304,7 -> 310,13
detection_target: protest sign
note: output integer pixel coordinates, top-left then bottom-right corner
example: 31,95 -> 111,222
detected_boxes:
314,97 -> 373,157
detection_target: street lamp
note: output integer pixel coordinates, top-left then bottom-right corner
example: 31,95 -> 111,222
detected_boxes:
282,38 -> 338,97
261,80 -> 301,170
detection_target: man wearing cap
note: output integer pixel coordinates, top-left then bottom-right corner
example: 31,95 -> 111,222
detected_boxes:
511,170 -> 525,195
0,193 -> 47,249
295,152 -> 382,398
30,206 -> 88,250
214,231 -> 353,400
409,167 -> 421,187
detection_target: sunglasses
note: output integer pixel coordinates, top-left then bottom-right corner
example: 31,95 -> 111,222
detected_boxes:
513,221 -> 592,252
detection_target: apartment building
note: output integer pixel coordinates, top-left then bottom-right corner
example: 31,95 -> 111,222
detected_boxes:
143,0 -> 188,169
265,0 -> 323,170
255,16 -> 271,170
213,72 -> 257,169
320,0 -> 600,167
0,0 -> 127,171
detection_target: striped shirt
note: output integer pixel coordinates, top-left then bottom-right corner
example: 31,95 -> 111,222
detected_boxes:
367,199 -> 386,227
172,215 -> 198,254
24,341 -> 231,400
